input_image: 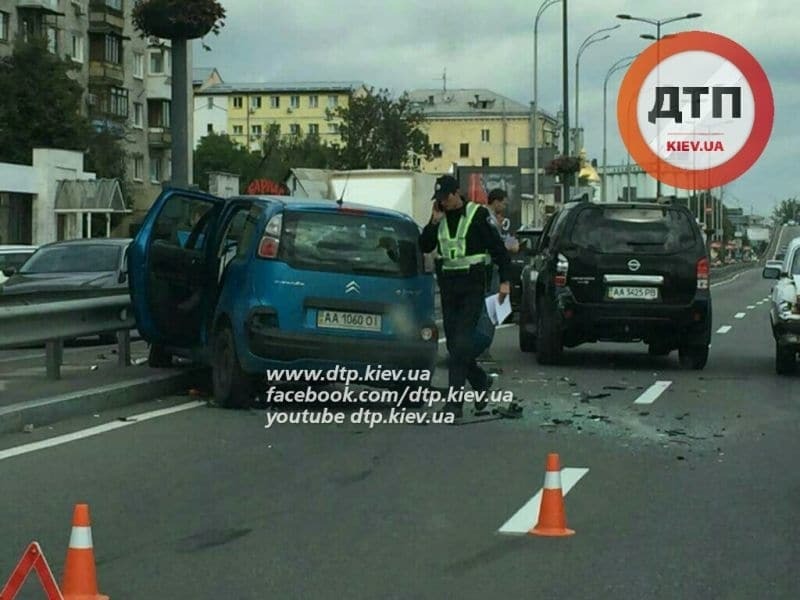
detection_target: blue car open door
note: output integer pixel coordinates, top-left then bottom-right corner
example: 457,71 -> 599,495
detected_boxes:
129,188 -> 225,350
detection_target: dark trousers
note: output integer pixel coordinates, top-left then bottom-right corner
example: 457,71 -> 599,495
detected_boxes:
440,278 -> 490,407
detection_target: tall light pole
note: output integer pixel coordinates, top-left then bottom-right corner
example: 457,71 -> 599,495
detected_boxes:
617,12 -> 702,200
575,25 -> 619,149
533,0 -> 561,224
602,55 -> 637,203
561,0 -> 570,205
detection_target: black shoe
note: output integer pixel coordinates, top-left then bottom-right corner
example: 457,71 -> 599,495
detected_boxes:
474,375 -> 495,414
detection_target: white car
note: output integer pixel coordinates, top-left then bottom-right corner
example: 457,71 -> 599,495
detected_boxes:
0,245 -> 37,286
763,236 -> 800,374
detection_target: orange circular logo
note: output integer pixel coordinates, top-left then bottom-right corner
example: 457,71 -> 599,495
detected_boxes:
617,31 -> 774,190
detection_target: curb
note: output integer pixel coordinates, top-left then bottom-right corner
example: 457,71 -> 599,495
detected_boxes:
0,368 -> 205,434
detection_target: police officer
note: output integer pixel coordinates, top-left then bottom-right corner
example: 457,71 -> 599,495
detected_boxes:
419,175 -> 511,419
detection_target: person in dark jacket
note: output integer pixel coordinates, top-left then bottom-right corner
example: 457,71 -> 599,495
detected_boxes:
419,175 -> 511,419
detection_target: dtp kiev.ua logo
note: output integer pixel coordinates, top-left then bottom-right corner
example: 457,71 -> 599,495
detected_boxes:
617,31 -> 774,190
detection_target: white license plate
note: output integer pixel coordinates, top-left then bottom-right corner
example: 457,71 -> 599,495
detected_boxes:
607,286 -> 659,300
316,310 -> 382,332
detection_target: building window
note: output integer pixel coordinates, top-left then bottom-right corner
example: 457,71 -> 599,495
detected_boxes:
251,125 -> 262,137
327,123 -> 339,135
71,34 -> 84,63
481,129 -> 490,142
46,27 -> 58,54
481,157 -> 490,167
309,95 -> 319,108
290,95 -> 300,109
460,143 -> 469,158
133,52 -> 143,78
150,157 -> 161,183
133,102 -> 143,128
309,123 -> 319,135
147,99 -> 170,127
207,97 -> 213,109
250,96 -> 262,109
233,125 -> 243,135
149,50 -> 165,74
328,95 -> 338,108
0,12 -> 8,42
133,156 -> 144,182
432,143 -> 442,158
289,124 -> 300,136
108,87 -> 128,118
270,96 -> 280,109
104,34 -> 121,64
232,97 -> 243,109
207,123 -> 214,134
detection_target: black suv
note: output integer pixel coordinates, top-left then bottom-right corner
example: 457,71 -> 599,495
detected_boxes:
509,226 -> 543,313
519,202 -> 712,368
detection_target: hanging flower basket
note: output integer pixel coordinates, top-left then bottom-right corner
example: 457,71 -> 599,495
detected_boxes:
545,156 -> 582,180
132,0 -> 226,40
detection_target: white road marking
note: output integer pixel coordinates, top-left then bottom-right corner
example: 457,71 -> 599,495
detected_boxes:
0,353 -> 45,365
498,467 -> 589,535
711,272 -> 745,288
716,326 -> 733,334
634,381 -> 672,405
757,301 -> 765,305
438,323 -> 515,344
0,401 -> 204,462
735,312 -> 746,319
747,305 -> 756,310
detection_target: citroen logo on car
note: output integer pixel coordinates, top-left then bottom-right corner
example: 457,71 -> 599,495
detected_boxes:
627,259 -> 641,272
345,280 -> 360,294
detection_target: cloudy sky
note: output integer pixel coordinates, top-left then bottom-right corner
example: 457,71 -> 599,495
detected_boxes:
193,0 -> 798,216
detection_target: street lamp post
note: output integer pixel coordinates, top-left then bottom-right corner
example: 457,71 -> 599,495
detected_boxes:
533,0 -> 561,225
617,12 -> 702,200
602,55 -> 637,203
575,25 -> 619,150
562,0 -> 570,205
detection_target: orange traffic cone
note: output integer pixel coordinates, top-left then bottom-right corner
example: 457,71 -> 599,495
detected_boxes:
529,453 -> 575,537
61,504 -> 109,600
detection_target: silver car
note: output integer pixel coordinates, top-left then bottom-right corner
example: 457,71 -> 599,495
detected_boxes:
763,236 -> 800,374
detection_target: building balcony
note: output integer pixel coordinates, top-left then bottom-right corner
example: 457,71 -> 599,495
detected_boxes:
17,0 -> 63,15
88,1 -> 124,33
148,127 -> 172,148
89,61 -> 124,85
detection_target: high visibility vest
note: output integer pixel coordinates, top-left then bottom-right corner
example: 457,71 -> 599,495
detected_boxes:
437,202 -> 491,271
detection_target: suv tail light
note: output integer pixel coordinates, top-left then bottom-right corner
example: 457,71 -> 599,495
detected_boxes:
696,257 -> 709,289
554,253 -> 569,287
257,213 -> 283,259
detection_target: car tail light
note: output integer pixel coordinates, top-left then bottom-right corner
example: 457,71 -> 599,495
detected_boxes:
257,213 -> 283,259
696,257 -> 709,289
554,253 -> 569,287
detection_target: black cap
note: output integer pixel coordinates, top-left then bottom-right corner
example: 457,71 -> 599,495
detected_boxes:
488,188 -> 507,202
432,175 -> 459,201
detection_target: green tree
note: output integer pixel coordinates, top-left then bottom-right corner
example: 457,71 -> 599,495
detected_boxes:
772,197 -> 800,225
332,87 -> 432,170
0,38 -> 90,164
193,133 -> 262,192
85,126 -> 129,192
256,125 -> 340,183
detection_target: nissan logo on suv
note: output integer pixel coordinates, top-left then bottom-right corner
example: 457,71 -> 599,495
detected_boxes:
627,259 -> 641,272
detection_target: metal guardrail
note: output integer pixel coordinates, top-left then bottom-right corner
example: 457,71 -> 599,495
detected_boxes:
0,294 -> 136,379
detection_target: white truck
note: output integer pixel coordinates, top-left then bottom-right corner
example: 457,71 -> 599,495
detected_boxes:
327,170 -> 439,228
763,234 -> 800,374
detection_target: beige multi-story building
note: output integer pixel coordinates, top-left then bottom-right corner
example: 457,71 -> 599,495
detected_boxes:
193,81 -> 364,151
0,0 -> 180,235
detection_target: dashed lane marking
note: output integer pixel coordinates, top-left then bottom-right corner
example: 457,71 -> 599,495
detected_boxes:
717,326 -> 733,334
634,381 -> 673,405
498,468 -> 589,535
0,401 -> 205,462
747,305 -> 756,310
735,312 -> 746,319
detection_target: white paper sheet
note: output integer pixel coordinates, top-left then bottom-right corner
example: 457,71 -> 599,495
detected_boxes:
485,293 -> 512,326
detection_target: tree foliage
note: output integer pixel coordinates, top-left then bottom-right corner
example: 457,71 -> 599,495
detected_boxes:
0,39 -> 90,164
332,87 -> 432,170
193,133 -> 261,193
773,197 -> 800,225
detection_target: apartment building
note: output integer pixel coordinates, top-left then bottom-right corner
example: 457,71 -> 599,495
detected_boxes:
0,0 -> 180,229
193,80 -> 364,151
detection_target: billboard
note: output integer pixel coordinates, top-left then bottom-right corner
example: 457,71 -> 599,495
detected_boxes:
457,167 -> 522,235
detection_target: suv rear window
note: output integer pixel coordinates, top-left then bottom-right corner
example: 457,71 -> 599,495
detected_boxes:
570,206 -> 698,254
280,211 -> 421,277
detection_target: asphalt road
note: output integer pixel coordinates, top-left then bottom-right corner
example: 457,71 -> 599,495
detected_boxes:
1,265 -> 798,599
